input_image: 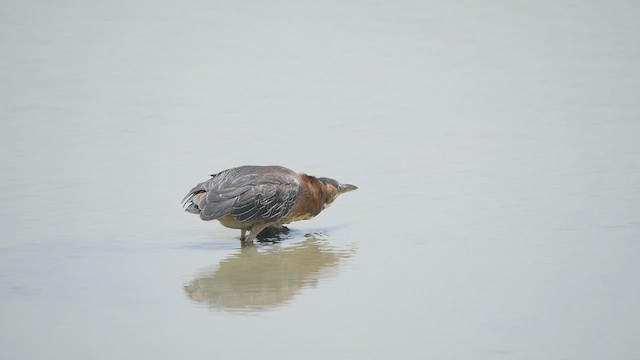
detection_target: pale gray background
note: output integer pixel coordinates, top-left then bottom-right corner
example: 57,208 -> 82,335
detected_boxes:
1,0 -> 639,359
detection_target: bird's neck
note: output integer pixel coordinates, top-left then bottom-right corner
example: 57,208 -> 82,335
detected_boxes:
295,174 -> 330,215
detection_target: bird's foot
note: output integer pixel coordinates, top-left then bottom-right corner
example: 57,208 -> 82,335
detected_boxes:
240,239 -> 255,248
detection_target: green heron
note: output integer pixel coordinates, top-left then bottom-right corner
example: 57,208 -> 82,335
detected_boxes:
182,165 -> 357,244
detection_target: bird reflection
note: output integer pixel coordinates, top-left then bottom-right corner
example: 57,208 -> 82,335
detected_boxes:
184,235 -> 354,312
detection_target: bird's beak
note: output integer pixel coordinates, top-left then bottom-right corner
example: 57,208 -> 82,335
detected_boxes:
338,183 -> 358,193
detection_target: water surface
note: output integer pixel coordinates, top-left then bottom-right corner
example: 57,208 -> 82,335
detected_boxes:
1,0 -> 639,359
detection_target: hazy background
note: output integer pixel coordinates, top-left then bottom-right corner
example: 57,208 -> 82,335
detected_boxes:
1,0 -> 639,359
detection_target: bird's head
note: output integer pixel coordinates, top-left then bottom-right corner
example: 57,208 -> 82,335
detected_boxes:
318,177 -> 358,208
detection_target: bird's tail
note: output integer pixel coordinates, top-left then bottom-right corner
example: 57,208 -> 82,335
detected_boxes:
181,183 -> 207,214
184,202 -> 201,214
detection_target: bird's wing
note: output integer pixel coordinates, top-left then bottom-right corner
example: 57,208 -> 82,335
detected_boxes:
183,166 -> 301,223
230,181 -> 300,223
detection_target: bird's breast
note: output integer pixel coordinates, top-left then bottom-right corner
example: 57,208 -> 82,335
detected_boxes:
279,212 -> 315,224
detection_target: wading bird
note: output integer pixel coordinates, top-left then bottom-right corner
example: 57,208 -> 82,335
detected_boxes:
182,165 -> 357,244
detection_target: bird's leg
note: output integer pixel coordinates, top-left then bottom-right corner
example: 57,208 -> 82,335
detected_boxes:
240,229 -> 247,241
244,223 -> 270,244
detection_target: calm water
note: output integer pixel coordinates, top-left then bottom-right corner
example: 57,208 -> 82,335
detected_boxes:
2,0 -> 639,359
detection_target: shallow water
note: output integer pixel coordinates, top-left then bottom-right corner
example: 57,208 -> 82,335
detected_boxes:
184,235 -> 355,312
2,0 -> 640,359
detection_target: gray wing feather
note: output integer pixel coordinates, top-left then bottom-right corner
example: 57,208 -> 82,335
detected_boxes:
182,166 -> 301,223
201,198 -> 235,220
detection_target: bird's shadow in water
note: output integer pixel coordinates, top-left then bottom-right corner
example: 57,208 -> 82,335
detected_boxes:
178,227 -> 292,252
180,222 -> 354,251
253,225 -> 294,244
184,233 -> 355,313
